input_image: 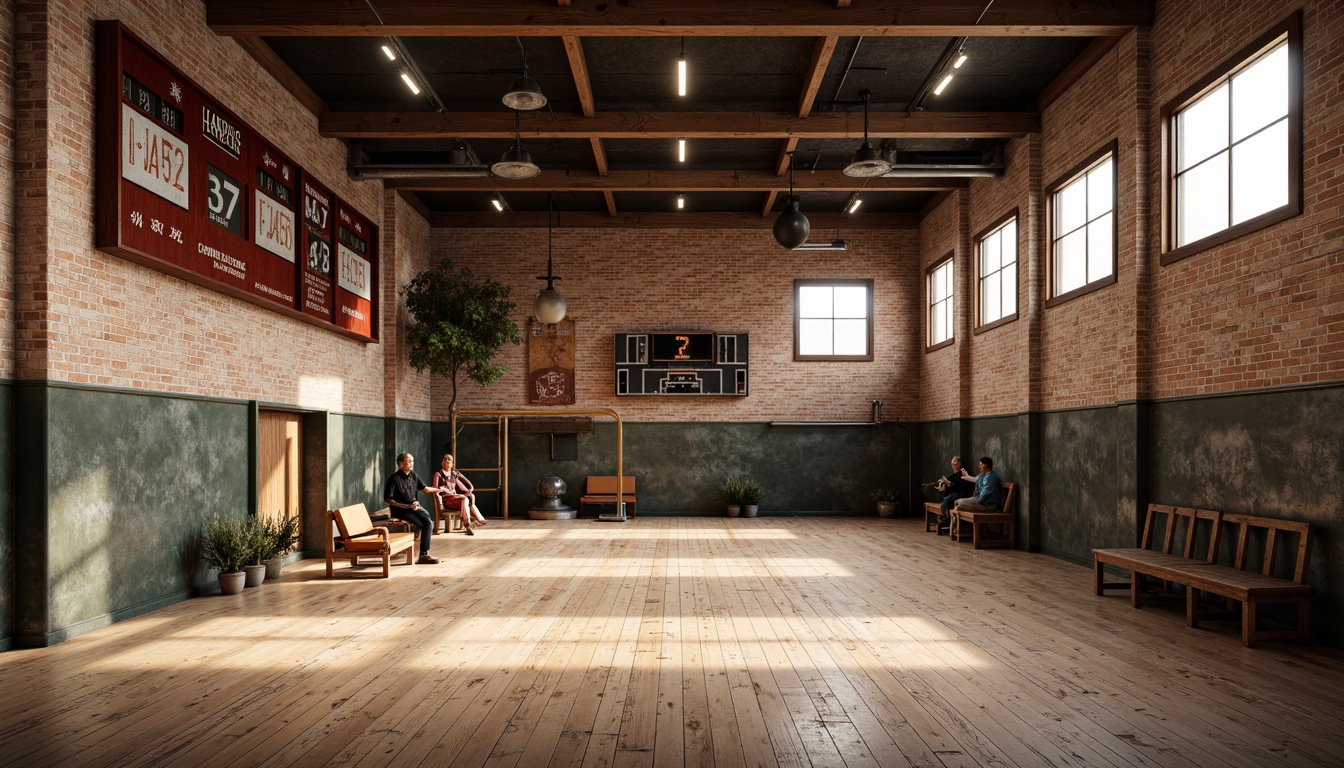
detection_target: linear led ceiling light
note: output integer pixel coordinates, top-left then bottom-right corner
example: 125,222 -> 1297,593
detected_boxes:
843,90 -> 892,178
678,139 -> 686,163
491,197 -> 505,212
677,37 -> 687,97
677,195 -> 685,209
380,42 -> 397,60
399,71 -> 420,95
848,195 -> 863,214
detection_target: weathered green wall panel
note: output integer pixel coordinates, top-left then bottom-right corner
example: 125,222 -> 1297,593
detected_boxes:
917,420 -> 961,509
1150,387 -> 1344,643
967,416 -> 1026,488
393,419 -> 433,485
1039,408 -> 1122,562
453,422 -> 909,517
0,383 -> 13,647
329,413 -> 386,513
42,386 -> 249,637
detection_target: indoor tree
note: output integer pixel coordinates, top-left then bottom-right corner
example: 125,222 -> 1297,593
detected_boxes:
403,259 -> 522,413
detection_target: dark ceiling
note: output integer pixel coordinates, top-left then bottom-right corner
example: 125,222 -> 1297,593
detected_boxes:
204,0 -> 1153,225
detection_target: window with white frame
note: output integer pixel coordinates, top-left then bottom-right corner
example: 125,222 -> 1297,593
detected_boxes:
1165,14 -> 1300,263
977,215 -> 1018,328
927,257 -> 953,348
1050,147 -> 1115,301
794,279 -> 873,361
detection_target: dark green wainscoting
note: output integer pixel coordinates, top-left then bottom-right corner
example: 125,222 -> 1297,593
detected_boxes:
440,421 -> 912,518
0,382 -> 13,650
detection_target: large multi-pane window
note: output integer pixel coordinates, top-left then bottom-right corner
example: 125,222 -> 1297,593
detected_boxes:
794,279 -> 873,361
927,257 -> 954,349
976,214 -> 1018,329
1049,146 -> 1116,303
1164,13 -> 1300,264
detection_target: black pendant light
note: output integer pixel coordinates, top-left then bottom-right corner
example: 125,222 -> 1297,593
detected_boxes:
773,155 -> 810,250
492,111 -> 541,179
502,39 -> 547,111
533,194 -> 567,324
844,90 -> 892,178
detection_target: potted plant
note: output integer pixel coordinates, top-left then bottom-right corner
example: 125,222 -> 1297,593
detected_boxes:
740,479 -> 764,517
243,518 -> 270,588
201,516 -> 254,595
720,477 -> 745,517
262,515 -> 301,580
870,488 -> 899,518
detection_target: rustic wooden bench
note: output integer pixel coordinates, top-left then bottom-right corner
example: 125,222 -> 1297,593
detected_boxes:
949,482 -> 1017,548
579,475 -> 636,517
1094,504 -> 1314,647
326,503 -> 419,578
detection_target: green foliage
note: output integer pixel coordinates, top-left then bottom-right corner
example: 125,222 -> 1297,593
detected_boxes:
869,488 -> 898,503
719,477 -> 745,505
200,516 -> 257,574
739,478 -> 765,505
260,515 -> 301,561
402,259 -> 523,412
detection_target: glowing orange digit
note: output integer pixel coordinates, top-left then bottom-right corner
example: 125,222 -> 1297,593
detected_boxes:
676,335 -> 689,356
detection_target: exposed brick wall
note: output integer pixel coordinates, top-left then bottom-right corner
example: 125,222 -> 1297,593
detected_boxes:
433,226 -> 922,423
1148,0 -> 1344,397
0,0 -> 13,381
11,0 -> 410,415
383,191 -> 432,420
918,190 -> 966,422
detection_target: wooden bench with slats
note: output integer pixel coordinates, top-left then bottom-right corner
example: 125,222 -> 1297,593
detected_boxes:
579,475 -> 636,517
949,482 -> 1017,549
326,503 -> 419,578
1094,504 -> 1314,647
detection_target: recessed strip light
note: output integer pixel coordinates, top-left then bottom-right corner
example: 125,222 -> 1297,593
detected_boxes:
381,43 -> 397,61
933,74 -> 954,96
848,196 -> 863,214
400,72 -> 421,95
677,195 -> 685,209
491,198 -> 504,212
677,36 -> 687,97
953,53 -> 968,69
678,139 -> 686,163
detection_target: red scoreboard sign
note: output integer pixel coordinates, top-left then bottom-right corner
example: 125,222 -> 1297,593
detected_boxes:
95,21 -> 379,342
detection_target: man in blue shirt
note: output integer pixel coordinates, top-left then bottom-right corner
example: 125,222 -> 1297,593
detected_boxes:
954,456 -> 1002,513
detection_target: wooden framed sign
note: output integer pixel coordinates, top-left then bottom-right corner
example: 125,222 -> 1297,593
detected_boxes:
95,20 -> 379,342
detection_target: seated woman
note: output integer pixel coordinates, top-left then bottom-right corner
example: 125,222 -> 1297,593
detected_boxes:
431,454 -> 484,535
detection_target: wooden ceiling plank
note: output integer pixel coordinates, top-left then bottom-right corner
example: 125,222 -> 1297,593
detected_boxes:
760,190 -> 780,217
798,36 -> 838,118
385,170 -> 968,192
562,36 -> 597,118
206,0 -> 1154,37
233,36 -> 327,117
603,191 -> 619,217
590,138 -> 610,175
774,138 -> 799,177
319,110 -> 1040,139
430,210 -> 919,229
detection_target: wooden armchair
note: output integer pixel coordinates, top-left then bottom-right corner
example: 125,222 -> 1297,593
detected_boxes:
326,503 -> 419,578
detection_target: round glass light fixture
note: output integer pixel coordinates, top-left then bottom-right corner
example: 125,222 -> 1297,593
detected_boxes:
533,287 -> 567,324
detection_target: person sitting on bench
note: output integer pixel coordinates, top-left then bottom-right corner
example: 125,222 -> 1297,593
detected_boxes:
432,453 -> 485,535
384,452 -> 449,564
934,456 -> 977,533
954,456 -> 1002,513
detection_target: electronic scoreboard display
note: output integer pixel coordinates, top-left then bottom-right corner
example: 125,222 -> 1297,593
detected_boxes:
95,21 -> 378,342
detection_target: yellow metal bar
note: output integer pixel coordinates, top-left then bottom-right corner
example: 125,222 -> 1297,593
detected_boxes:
450,408 -> 625,521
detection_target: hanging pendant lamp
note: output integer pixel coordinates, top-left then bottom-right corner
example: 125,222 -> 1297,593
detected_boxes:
773,155 -> 810,250
492,111 -> 541,179
502,40 -> 547,110
844,90 -> 892,178
533,195 -> 567,324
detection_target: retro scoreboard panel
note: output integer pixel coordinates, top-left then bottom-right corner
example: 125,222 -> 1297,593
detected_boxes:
94,21 -> 377,342
614,332 -> 749,396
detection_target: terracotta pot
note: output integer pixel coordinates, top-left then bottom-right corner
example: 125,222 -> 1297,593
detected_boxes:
218,571 -> 246,595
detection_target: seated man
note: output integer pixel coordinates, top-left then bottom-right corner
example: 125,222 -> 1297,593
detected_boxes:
953,456 -> 1003,514
384,452 -> 448,564
935,456 -> 977,532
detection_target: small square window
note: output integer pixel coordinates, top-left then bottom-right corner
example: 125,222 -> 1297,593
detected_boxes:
794,279 -> 873,361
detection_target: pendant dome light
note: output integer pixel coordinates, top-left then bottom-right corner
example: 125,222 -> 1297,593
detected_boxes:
492,111 -> 541,179
533,195 -> 567,324
502,39 -> 547,111
773,154 -> 810,250
844,90 -> 892,178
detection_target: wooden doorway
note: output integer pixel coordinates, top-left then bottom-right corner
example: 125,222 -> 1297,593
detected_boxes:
258,410 -> 303,536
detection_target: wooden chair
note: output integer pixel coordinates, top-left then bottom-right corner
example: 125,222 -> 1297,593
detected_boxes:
579,476 -> 636,517
325,503 -> 419,578
432,494 -> 466,534
950,482 -> 1017,549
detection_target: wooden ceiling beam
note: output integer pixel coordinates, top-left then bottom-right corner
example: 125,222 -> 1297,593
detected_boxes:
798,36 -> 838,119
320,110 -> 1039,139
431,210 -> 919,229
385,170 -> 969,192
562,36 -> 596,118
206,0 -> 1153,37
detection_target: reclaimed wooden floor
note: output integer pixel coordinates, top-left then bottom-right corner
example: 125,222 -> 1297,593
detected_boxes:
2,517 -> 1343,767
